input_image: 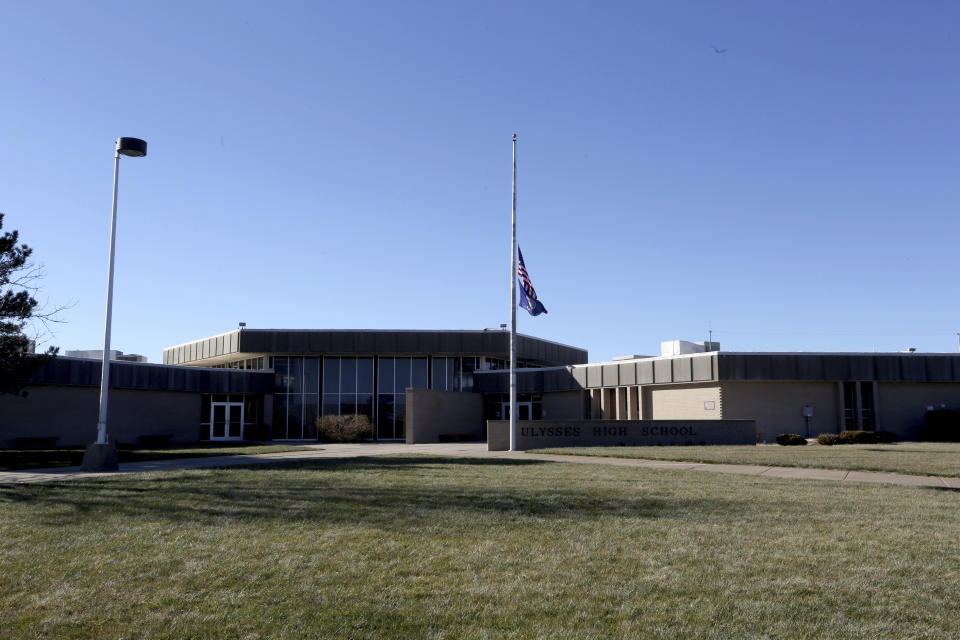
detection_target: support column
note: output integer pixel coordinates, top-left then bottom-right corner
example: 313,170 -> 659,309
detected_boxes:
628,386 -> 639,420
835,381 -> 844,432
872,382 -> 880,431
617,387 -> 627,421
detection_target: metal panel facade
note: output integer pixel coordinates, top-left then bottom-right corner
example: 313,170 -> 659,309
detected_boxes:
571,367 -> 588,388
586,365 -> 602,388
27,358 -> 272,393
653,359 -> 672,384
601,364 -> 619,387
165,329 -> 588,366
672,358 -> 692,383
716,353 -> 960,382
692,356 -> 714,381
638,361 -> 654,384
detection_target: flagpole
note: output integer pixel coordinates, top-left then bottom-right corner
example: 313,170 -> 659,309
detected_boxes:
509,133 -> 518,452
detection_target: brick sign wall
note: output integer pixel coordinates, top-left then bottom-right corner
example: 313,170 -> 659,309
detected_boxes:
487,419 -> 756,451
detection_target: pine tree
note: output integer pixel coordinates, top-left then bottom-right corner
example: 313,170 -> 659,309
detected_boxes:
0,213 -> 57,395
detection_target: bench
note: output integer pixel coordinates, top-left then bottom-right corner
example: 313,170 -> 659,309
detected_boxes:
13,436 -> 60,449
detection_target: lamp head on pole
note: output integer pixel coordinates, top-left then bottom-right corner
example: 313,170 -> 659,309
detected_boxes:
116,137 -> 147,157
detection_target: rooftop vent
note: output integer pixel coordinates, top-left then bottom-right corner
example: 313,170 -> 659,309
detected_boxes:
660,340 -> 721,357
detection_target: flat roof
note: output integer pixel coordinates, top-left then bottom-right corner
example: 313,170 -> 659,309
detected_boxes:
163,328 -> 588,368
475,350 -> 960,394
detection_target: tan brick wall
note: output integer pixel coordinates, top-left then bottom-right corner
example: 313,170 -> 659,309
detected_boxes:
645,384 -> 723,421
720,382 -> 840,442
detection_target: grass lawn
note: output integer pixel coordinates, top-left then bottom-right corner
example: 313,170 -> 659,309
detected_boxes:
1,455 -> 958,639
0,443 -> 305,472
531,441 -> 960,478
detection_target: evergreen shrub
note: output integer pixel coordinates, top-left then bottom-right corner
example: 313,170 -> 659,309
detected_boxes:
776,433 -> 807,446
874,430 -> 899,444
317,414 -> 373,443
818,431 -> 896,445
838,430 -> 877,444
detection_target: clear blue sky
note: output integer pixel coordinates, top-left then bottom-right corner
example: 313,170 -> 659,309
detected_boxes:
2,1 -> 959,362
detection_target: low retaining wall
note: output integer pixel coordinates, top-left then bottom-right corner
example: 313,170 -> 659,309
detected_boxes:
487,419 -> 756,451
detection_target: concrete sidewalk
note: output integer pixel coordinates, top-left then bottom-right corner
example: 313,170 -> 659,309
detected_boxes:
1,442 -> 959,489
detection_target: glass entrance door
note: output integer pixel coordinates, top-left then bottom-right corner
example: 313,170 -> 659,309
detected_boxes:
211,402 -> 244,440
501,402 -> 532,420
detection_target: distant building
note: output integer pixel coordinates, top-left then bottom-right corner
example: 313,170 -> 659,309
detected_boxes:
65,349 -> 147,363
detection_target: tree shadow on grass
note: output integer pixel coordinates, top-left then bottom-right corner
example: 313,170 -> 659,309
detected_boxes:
0,456 -> 745,529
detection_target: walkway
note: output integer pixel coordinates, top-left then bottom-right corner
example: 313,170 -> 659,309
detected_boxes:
1,442 -> 959,489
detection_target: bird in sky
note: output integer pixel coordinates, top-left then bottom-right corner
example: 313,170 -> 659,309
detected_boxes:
711,44 -> 728,54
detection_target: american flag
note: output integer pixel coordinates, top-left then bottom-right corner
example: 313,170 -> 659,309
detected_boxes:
518,248 -> 537,299
517,247 -> 547,316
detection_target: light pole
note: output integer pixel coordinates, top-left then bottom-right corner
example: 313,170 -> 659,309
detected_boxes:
81,137 -> 147,472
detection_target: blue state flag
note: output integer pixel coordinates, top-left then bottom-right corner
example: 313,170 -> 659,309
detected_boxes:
517,247 -> 547,316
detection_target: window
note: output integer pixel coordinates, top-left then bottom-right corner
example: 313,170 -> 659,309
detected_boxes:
842,381 -> 876,431
321,357 -> 375,426
459,357 -> 479,392
376,357 -> 427,439
431,357 -> 456,391
272,356 -> 321,439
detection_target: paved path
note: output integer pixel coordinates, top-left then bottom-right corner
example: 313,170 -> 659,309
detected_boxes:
1,442 -> 959,489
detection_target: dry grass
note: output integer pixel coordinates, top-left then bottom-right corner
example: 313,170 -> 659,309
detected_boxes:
1,455 -> 958,638
533,441 -> 960,477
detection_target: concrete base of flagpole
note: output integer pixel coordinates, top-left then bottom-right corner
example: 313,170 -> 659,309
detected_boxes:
81,443 -> 119,471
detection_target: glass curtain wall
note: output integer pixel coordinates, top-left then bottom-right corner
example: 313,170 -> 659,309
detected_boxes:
214,357 -> 265,370
271,354 -> 483,441
431,357 -> 456,391
321,357 -> 375,423
377,357 -> 428,439
430,356 -> 479,392
273,356 -> 319,439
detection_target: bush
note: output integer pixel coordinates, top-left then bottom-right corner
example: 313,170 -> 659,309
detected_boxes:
838,430 -> 877,444
776,433 -> 807,446
317,414 -> 373,443
818,431 -> 896,445
920,409 -> 960,442
875,430 -> 899,444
